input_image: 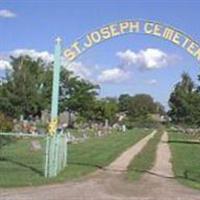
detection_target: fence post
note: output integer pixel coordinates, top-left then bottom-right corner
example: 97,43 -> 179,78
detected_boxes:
45,135 -> 50,177
45,37 -> 62,177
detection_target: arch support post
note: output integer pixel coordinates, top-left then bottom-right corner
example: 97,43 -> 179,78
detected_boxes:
45,38 -> 67,178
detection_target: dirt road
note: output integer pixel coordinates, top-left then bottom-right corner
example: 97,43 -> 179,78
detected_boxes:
1,131 -> 200,200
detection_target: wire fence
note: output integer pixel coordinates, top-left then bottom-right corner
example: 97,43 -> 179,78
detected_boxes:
0,132 -> 68,186
45,134 -> 67,177
0,133 -> 47,186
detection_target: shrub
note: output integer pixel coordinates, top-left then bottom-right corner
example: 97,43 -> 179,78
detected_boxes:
0,112 -> 14,149
0,112 -> 13,132
124,115 -> 160,129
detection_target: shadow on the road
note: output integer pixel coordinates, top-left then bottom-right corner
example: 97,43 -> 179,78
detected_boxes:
1,158 -> 199,185
133,169 -> 200,184
0,156 -> 43,176
167,140 -> 200,145
68,161 -> 200,184
68,161 -> 105,169
68,161 -> 127,172
134,169 -> 175,179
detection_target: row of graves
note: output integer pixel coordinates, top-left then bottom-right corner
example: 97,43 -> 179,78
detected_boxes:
12,110 -> 128,147
170,125 -> 200,141
66,122 -> 127,144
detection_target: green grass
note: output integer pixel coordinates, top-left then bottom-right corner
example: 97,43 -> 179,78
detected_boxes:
169,132 -> 200,189
127,130 -> 162,181
0,128 -> 151,187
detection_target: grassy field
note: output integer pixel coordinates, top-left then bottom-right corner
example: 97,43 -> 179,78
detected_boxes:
169,132 -> 200,189
0,128 -> 151,187
127,130 -> 162,181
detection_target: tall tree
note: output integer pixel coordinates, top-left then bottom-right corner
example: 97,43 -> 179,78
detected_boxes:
0,56 -> 52,118
59,68 -> 100,121
128,94 -> 157,118
0,56 -> 100,122
103,97 -> 119,123
118,94 -> 132,112
86,97 -> 119,124
168,72 -> 200,125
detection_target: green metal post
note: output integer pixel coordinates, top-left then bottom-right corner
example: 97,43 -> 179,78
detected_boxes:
51,37 -> 62,122
54,134 -> 60,176
63,135 -> 67,168
49,136 -> 55,176
45,37 -> 62,178
64,135 -> 68,166
44,136 -> 50,177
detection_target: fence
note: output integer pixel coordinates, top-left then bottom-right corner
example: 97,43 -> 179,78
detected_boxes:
0,132 -> 68,186
45,134 -> 67,177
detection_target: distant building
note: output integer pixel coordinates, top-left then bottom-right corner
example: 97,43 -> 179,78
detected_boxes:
150,114 -> 169,123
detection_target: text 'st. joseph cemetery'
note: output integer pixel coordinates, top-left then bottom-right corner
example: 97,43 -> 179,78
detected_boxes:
0,1 -> 200,200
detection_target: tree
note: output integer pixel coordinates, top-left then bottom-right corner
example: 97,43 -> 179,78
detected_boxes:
103,97 -> 119,123
118,94 -> 131,112
92,98 -> 118,124
128,94 -> 157,118
168,72 -> 200,126
0,56 -> 52,118
154,102 -> 166,116
59,68 -> 100,122
0,56 -> 100,124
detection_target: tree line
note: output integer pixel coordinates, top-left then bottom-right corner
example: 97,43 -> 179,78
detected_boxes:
0,55 -> 199,131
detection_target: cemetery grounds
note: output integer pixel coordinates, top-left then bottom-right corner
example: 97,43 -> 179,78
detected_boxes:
0,127 -> 200,200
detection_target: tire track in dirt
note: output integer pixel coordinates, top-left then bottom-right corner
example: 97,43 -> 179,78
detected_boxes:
1,131 -> 200,200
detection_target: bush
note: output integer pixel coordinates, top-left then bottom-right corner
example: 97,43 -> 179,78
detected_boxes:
124,115 -> 160,129
0,112 -> 14,149
0,112 -> 13,132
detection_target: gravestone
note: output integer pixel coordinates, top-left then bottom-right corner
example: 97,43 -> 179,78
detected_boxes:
30,140 -> 42,152
59,111 -> 69,125
97,130 -> 102,137
41,110 -> 50,124
122,124 -> 126,133
59,111 -> 76,128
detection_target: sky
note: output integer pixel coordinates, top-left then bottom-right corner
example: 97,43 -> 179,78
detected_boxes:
0,0 -> 200,109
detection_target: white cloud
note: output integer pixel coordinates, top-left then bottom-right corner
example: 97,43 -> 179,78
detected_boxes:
11,49 -> 54,63
117,48 -> 173,70
146,79 -> 158,85
117,49 -> 138,66
98,68 -> 129,83
0,9 -> 16,18
97,48 -> 178,84
0,59 -> 12,70
0,48 -> 179,86
8,49 -> 94,81
65,62 -> 92,80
